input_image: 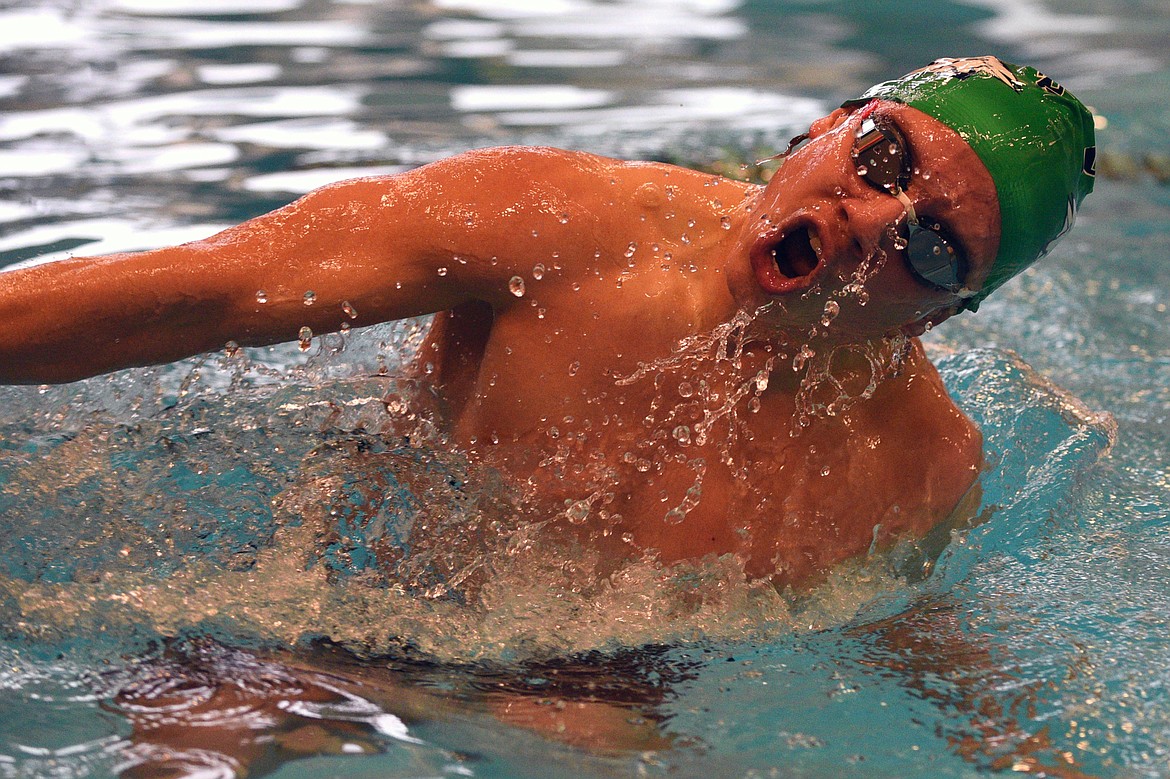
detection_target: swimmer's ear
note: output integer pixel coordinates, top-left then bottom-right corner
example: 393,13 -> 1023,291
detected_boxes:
807,108 -> 851,140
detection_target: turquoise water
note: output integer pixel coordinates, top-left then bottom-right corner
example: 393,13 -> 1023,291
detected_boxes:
1,1 -> 1168,777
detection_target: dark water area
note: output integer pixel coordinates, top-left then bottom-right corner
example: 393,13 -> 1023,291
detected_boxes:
1,1 -> 1169,777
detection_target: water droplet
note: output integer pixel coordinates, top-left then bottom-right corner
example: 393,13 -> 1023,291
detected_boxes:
558,212 -> 570,224
342,301 -> 358,319
625,242 -> 638,258
537,307 -> 546,319
532,263 -> 545,280
680,233 -> 691,245
339,322 -> 351,333
748,396 -> 761,413
223,340 -> 240,357
635,458 -> 652,473
568,361 -> 580,376
255,290 -> 268,304
673,425 -> 692,446
856,165 -> 868,176
720,216 -> 732,230
821,300 -> 840,328
302,290 -> 316,306
664,507 -> 687,525
437,267 -> 448,276
678,381 -> 694,398
509,276 -> 526,297
820,466 -> 831,477
565,499 -> 591,524
298,326 -> 313,350
793,345 -> 815,372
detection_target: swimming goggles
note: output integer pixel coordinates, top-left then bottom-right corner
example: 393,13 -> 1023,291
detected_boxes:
851,116 -> 976,299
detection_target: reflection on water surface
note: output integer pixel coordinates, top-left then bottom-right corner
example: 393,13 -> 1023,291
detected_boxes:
1,0 -> 1169,777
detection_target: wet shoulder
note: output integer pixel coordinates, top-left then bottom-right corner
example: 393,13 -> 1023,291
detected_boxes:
864,340 -> 983,522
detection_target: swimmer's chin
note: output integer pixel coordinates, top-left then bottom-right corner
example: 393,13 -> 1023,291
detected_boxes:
750,222 -> 827,295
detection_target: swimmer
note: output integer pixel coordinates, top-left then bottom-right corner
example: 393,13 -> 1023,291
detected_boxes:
0,56 -> 1095,588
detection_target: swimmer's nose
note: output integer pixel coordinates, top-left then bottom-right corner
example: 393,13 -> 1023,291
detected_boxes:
840,193 -> 910,257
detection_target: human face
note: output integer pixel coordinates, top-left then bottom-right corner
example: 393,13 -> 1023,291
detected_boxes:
731,100 -> 1001,340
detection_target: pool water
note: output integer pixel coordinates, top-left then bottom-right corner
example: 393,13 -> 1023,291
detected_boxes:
1,1 -> 1168,777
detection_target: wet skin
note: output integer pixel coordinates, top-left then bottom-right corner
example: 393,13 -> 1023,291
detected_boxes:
0,100 -> 998,587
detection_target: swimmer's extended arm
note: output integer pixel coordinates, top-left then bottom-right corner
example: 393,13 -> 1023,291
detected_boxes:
0,147 -> 619,384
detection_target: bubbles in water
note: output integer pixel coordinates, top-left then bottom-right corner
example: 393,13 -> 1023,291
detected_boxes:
509,276 -> 526,297
303,291 -> 316,306
255,290 -> 268,304
532,263 -> 545,280
342,301 -> 358,319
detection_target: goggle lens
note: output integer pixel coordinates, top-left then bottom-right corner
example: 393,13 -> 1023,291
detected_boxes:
852,119 -> 907,193
851,117 -> 966,293
906,222 -> 962,290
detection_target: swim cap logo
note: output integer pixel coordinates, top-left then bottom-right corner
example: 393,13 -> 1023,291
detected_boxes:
915,56 -> 1024,91
1034,72 -> 1066,96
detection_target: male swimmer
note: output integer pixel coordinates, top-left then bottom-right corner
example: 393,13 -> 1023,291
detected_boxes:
0,57 -> 1095,588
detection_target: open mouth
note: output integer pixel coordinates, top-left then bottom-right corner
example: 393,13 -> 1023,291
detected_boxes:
752,225 -> 824,294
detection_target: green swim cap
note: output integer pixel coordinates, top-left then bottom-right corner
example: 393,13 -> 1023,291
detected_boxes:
845,56 -> 1096,310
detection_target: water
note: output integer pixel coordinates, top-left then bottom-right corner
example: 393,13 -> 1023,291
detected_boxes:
1,0 -> 1168,776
